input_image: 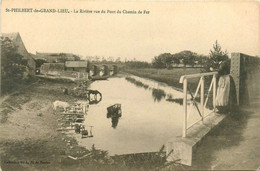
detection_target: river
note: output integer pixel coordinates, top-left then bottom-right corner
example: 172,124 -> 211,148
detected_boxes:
68,74 -> 209,155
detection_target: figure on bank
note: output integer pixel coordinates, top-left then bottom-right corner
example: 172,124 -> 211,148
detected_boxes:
215,60 -> 237,114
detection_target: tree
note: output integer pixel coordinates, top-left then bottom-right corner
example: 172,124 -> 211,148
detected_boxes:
101,56 -> 107,62
152,53 -> 173,68
125,61 -> 151,68
152,56 -> 164,68
115,57 -> 121,63
174,50 -> 197,67
35,59 -> 47,68
196,54 -> 208,66
1,36 -> 27,93
208,40 -> 228,70
172,55 -> 180,65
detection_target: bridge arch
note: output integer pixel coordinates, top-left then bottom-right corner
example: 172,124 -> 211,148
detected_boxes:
90,65 -> 99,76
100,65 -> 109,76
111,65 -> 118,75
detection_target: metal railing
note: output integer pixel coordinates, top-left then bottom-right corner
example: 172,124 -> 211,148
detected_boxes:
179,72 -> 217,138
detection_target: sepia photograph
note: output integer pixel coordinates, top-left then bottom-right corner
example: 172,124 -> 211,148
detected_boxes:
0,0 -> 259,170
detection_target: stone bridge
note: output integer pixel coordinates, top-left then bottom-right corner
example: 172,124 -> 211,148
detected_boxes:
89,62 -> 119,77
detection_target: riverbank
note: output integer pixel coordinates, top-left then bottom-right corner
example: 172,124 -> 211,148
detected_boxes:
0,78 -> 183,170
122,68 -> 203,91
0,80 -> 103,170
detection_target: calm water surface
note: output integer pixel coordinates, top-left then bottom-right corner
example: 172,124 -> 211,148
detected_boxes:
68,74 -> 210,155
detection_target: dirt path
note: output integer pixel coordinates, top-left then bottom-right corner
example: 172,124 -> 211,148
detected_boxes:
0,80 -> 106,170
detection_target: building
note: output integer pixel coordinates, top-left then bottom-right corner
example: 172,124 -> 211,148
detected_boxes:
2,32 -> 36,75
65,61 -> 90,72
40,63 -> 65,75
35,52 -> 80,63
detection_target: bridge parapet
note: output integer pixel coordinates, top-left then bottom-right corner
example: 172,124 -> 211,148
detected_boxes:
231,53 -> 260,106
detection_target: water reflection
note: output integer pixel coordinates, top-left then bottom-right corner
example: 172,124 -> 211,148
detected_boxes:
166,97 -> 200,105
166,98 -> 183,105
125,76 -> 168,102
107,104 -> 122,129
88,90 -> 102,105
152,88 -> 166,102
111,117 -> 120,128
125,77 -> 149,89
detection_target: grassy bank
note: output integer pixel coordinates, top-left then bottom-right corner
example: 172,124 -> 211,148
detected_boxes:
123,68 -> 203,91
0,79 -> 185,170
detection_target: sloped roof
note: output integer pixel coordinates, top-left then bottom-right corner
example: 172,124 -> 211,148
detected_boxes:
36,52 -> 75,57
2,32 -> 19,41
65,61 -> 89,67
2,32 -> 34,62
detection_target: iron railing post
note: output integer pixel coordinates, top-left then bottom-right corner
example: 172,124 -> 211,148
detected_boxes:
179,72 -> 218,137
183,78 -> 187,138
201,76 -> 204,120
213,74 -> 216,112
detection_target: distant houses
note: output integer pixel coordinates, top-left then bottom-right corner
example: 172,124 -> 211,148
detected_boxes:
34,52 -> 80,63
2,32 -> 36,75
2,32 -> 86,76
40,61 -> 90,75
1,32 -> 118,80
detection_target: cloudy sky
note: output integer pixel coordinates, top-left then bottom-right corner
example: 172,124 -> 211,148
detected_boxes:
1,0 -> 259,62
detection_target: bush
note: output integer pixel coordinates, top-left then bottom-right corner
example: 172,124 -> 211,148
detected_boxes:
125,61 -> 151,69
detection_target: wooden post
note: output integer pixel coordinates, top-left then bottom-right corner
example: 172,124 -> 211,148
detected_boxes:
201,76 -> 204,119
183,78 -> 187,138
213,74 -> 216,112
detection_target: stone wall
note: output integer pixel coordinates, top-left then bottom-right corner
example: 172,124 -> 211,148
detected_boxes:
230,53 -> 260,106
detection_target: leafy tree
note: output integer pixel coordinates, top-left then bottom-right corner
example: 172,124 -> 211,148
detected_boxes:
194,54 -> 208,67
152,53 -> 173,68
125,61 -> 151,68
101,56 -> 107,62
72,54 -> 81,61
174,50 -> 197,67
1,36 -> 27,93
58,57 -> 66,63
115,57 -> 121,63
35,59 -> 47,68
172,55 -> 180,65
152,56 -> 164,68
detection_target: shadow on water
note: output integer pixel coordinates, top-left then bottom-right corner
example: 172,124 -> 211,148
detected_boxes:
106,104 -> 122,129
191,110 -> 252,170
166,98 -> 183,105
152,88 -> 166,102
166,97 -> 201,105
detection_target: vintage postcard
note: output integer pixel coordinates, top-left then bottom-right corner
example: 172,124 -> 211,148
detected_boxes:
1,0 -> 259,170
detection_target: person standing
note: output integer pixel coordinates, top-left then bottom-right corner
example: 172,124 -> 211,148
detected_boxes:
215,60 -> 237,114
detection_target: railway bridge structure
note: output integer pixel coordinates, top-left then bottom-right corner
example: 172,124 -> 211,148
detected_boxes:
166,52 -> 260,170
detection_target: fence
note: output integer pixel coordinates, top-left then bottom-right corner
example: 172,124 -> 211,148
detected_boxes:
179,53 -> 260,138
179,72 -> 217,138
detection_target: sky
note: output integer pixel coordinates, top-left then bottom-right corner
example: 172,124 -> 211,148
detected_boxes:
1,0 -> 259,62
